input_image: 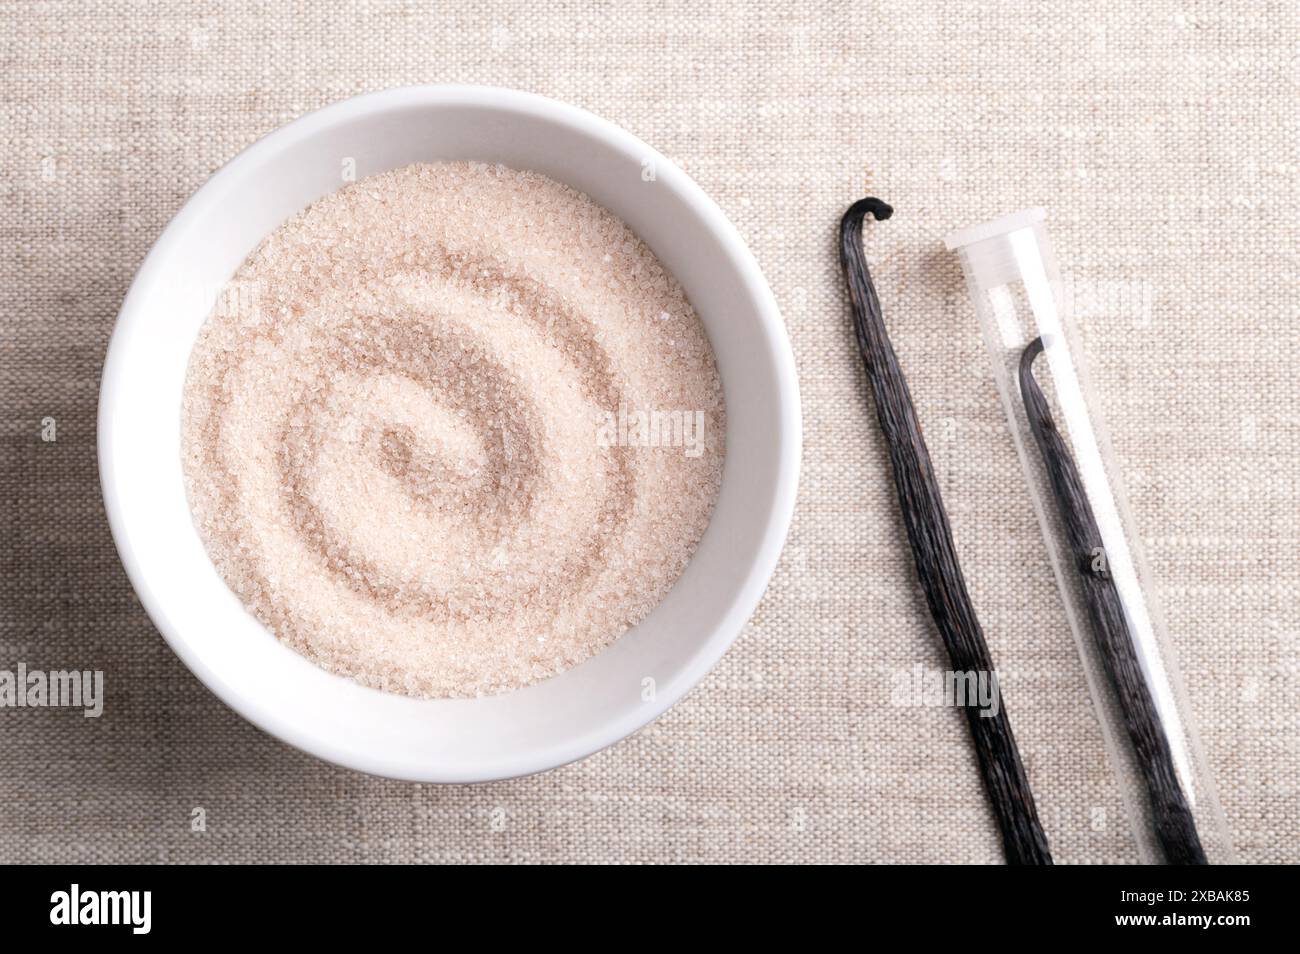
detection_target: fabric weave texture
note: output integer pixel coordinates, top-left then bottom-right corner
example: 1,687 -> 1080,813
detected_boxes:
1,0 -> 1294,863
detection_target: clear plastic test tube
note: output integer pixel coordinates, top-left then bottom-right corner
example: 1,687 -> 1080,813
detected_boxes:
946,210 -> 1234,863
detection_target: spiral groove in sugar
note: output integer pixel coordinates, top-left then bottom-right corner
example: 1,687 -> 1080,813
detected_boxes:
182,162 -> 724,698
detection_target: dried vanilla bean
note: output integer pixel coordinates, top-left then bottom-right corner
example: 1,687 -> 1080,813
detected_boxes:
1018,337 -> 1207,864
840,198 -> 1052,865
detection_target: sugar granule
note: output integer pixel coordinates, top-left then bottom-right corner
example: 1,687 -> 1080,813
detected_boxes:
181,162 -> 725,698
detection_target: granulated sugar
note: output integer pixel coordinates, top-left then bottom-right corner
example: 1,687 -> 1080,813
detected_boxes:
181,162 -> 725,698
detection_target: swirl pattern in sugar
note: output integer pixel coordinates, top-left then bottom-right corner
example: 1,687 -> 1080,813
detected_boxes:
181,162 -> 725,698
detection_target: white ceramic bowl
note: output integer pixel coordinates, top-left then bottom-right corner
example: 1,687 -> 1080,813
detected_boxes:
99,86 -> 800,781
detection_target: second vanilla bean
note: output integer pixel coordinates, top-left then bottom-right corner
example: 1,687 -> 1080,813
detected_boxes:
1019,337 -> 1206,864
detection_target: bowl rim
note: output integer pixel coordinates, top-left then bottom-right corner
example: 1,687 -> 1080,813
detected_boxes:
98,84 -> 801,781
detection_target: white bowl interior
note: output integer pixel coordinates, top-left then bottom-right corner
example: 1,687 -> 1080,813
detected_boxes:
99,88 -> 799,781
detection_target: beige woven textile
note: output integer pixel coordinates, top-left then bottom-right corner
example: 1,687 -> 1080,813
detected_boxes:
1,1 -> 1295,864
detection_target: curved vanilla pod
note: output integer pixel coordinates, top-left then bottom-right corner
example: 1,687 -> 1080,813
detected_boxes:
839,198 -> 1053,865
1018,338 -> 1207,864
